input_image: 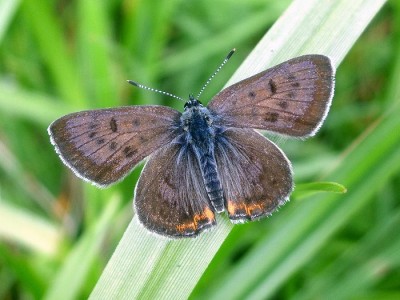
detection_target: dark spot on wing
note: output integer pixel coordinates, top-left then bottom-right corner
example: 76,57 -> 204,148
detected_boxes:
288,74 -> 296,81
265,112 -> 279,122
278,101 -> 288,109
89,132 -> 97,138
110,118 -> 118,132
140,136 -> 147,143
248,91 -> 256,98
133,119 -> 140,126
269,79 -> 277,94
97,138 -> 105,144
123,146 -> 137,158
110,141 -> 118,150
291,82 -> 300,88
164,175 -> 175,191
89,123 -> 98,129
287,92 -> 295,99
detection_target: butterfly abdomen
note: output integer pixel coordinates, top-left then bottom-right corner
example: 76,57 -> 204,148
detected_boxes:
199,153 -> 224,212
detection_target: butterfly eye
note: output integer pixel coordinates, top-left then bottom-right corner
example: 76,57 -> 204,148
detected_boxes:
204,115 -> 212,125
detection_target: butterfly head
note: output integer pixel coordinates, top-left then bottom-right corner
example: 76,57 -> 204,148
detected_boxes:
184,94 -> 203,111
181,94 -> 214,133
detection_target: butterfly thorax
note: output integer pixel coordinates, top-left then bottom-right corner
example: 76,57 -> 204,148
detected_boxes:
180,97 -> 225,213
181,98 -> 215,146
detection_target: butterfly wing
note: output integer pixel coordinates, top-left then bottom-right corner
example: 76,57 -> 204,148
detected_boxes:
208,55 -> 334,137
134,142 -> 216,238
48,106 -> 181,187
214,128 -> 293,222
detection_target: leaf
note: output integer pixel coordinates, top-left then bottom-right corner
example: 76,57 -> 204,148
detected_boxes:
293,181 -> 347,199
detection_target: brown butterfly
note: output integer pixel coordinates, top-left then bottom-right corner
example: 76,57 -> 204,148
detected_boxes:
48,50 -> 335,238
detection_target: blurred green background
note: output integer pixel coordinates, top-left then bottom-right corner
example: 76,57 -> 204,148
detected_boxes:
1,0 -> 400,299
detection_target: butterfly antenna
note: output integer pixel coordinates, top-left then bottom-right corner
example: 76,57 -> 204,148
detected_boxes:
127,80 -> 185,102
196,48 -> 236,99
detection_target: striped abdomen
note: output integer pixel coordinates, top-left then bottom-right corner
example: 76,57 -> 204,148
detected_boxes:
199,152 -> 224,212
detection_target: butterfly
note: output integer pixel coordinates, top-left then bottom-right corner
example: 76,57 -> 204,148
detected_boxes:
48,50 -> 335,238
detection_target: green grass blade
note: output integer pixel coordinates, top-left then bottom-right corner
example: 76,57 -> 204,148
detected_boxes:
161,0 -> 291,76
89,216 -> 232,299
0,200 -> 61,256
293,210 -> 400,299
0,0 -> 20,42
76,1 -> 117,107
0,82 -> 73,126
44,194 -> 121,300
21,0 -> 86,106
0,245 -> 46,299
121,0 -> 183,105
90,0 -> 386,299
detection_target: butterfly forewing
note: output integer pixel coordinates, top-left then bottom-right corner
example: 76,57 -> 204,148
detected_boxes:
135,142 -> 216,237
215,128 -> 293,222
208,55 -> 334,137
48,106 -> 181,187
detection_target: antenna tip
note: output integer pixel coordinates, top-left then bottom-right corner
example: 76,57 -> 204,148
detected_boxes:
227,49 -> 236,59
127,80 -> 139,87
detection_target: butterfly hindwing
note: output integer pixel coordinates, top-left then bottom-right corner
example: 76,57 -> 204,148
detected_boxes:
135,142 -> 216,238
208,55 -> 334,137
214,128 -> 293,222
48,106 -> 181,187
